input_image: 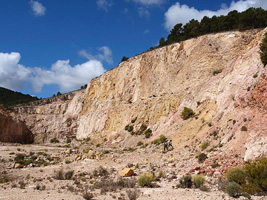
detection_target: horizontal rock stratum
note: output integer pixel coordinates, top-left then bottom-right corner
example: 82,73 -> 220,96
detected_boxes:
10,29 -> 267,161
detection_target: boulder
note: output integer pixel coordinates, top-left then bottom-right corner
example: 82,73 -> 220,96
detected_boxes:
14,163 -> 23,169
119,168 -> 134,177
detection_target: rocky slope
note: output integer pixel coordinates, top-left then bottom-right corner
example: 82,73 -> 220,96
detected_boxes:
10,29 -> 267,161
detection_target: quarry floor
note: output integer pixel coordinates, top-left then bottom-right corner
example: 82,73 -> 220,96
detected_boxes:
0,142 -> 266,200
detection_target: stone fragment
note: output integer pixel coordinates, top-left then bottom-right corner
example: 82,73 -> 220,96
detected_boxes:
14,163 -> 23,169
119,168 -> 134,177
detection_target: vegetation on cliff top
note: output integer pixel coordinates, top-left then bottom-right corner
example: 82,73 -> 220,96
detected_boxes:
0,87 -> 38,107
154,7 -> 267,49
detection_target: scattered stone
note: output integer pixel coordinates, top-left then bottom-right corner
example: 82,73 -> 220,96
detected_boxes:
119,168 -> 134,177
14,163 -> 23,169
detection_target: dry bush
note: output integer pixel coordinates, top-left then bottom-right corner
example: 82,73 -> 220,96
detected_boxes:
137,173 -> 154,187
93,166 -> 109,177
83,191 -> 94,200
54,168 -> 64,180
193,175 -> 205,188
126,189 -> 141,200
94,177 -> 136,193
19,180 -> 26,189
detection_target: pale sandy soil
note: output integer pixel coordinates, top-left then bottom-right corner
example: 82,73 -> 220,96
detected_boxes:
0,143 -> 266,200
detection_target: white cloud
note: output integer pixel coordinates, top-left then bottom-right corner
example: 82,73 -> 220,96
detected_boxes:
30,59 -> 106,92
164,0 -> 267,30
133,0 -> 165,6
138,7 -> 150,18
78,46 -> 113,65
96,0 -> 113,11
0,52 -> 31,90
0,52 -> 106,93
144,29 -> 150,34
30,1 -> 46,16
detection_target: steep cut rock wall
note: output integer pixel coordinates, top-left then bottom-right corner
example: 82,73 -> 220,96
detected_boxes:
11,29 -> 267,160
11,90 -> 85,143
0,108 -> 33,143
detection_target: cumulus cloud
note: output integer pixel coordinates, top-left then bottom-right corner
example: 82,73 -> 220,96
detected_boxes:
133,0 -> 165,6
164,0 -> 267,30
78,46 -> 113,65
96,0 -> 113,11
0,52 -> 31,90
0,52 -> 106,93
30,0 -> 46,16
30,59 -> 106,92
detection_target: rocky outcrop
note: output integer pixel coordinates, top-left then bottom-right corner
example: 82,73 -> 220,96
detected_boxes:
10,29 -> 267,161
0,107 -> 33,143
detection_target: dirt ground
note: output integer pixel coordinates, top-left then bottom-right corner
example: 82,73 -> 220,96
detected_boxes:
0,142 -> 266,200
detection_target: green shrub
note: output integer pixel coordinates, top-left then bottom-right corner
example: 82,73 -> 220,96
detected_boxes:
213,69 -> 223,75
128,125 -> 134,132
144,129 -> 152,138
241,126 -> 247,131
181,107 -> 195,120
241,183 -> 262,195
137,141 -> 143,146
65,171 -> 74,180
241,192 -> 251,199
121,56 -> 129,62
123,147 -> 136,152
179,175 -> 192,188
226,182 -> 241,198
101,150 -> 110,154
151,135 -> 167,145
125,124 -> 129,131
193,175 -> 205,188
253,73 -> 258,78
137,173 -> 154,187
244,157 -> 267,193
200,141 -> 209,150
131,117 -> 137,123
226,167 -> 246,185
140,124 -> 147,131
197,153 -> 208,163
50,138 -> 59,143
66,138 -> 71,143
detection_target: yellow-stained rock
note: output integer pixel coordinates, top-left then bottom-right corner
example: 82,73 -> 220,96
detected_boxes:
14,163 -> 23,169
119,168 -> 134,177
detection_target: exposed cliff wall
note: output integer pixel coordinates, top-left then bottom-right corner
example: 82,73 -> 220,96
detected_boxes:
11,29 -> 267,160
0,107 -> 33,143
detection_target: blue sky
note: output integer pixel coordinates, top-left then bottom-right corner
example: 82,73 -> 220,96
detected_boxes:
0,0 -> 266,98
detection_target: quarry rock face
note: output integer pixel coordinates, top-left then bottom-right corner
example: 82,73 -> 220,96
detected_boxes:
0,108 -> 33,143
11,29 -> 267,160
